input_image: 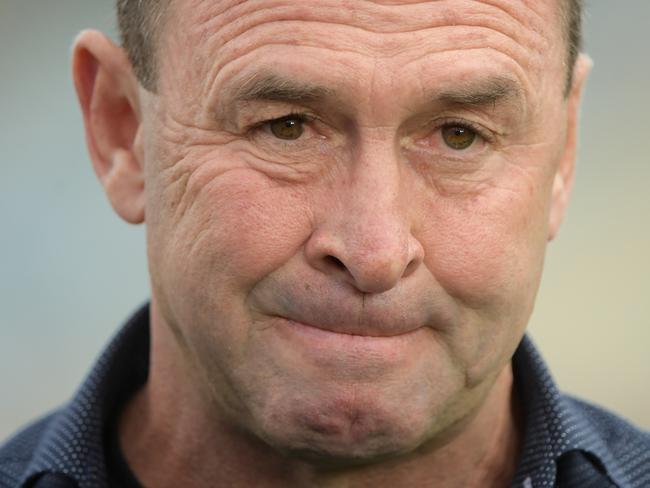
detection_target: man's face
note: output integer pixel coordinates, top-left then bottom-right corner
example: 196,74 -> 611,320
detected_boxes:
142,0 -> 575,461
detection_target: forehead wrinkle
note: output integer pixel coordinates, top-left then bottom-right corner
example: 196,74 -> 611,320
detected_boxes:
472,0 -> 548,38
210,45 -> 358,119
184,0 -> 551,55
209,36 -> 536,123
214,19 -> 542,59
207,20 -> 534,94
206,0 -> 551,35
207,19 -> 535,73
190,0 -> 438,40
171,0 -> 558,114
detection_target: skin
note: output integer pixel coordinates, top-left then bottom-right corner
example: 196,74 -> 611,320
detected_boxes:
72,0 -> 591,486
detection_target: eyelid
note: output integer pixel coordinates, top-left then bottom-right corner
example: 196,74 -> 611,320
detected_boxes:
248,113 -> 497,149
253,112 -> 316,132
433,118 -> 495,144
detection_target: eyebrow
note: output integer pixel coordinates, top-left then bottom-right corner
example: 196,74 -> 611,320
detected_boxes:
232,72 -> 334,103
436,76 -> 523,107
223,71 -> 524,114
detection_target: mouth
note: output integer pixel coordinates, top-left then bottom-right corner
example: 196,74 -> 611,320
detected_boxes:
282,316 -> 420,339
272,315 -> 429,358
268,301 -> 427,338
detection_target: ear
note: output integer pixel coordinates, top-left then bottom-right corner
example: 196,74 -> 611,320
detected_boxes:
547,54 -> 593,241
72,30 -> 145,224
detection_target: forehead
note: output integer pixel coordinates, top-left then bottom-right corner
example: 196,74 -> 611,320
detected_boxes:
159,0 -> 565,105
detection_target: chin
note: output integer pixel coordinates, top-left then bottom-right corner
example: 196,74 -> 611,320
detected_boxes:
250,387 -> 446,467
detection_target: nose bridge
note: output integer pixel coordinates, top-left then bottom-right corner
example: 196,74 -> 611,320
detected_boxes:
345,134 -> 405,252
306,131 -> 424,294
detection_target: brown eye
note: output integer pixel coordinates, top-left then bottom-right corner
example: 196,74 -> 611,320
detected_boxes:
441,125 -> 476,150
269,116 -> 305,140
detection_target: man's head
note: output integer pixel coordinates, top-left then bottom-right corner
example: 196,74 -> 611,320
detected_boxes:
73,0 -> 590,465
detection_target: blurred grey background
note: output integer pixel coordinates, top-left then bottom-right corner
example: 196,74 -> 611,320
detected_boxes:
0,1 -> 648,441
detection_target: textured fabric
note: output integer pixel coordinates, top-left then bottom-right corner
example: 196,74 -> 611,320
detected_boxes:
30,472 -> 79,487
1,303 -> 649,487
0,306 -> 149,488
511,337 -> 650,487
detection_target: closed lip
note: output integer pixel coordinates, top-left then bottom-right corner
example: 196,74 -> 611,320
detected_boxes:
274,314 -> 425,338
251,278 -> 455,338
272,316 -> 431,368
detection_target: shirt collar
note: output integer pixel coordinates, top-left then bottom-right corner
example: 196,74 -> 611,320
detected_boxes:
21,305 -> 149,488
512,335 -> 624,487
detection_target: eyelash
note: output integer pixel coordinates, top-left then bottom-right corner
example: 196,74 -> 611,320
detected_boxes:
253,112 -> 315,133
434,118 -> 494,144
251,113 -> 494,148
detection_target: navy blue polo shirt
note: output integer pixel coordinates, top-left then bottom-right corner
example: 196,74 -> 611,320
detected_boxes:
1,304 -> 649,487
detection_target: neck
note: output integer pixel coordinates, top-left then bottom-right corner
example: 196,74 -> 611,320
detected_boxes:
119,310 -> 522,488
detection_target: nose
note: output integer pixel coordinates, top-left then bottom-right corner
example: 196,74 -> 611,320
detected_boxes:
305,144 -> 424,294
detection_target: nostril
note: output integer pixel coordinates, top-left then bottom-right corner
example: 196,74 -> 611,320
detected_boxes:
404,256 -> 420,278
325,255 -> 347,271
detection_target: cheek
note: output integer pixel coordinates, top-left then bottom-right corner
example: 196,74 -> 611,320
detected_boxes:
146,161 -> 316,380
166,170 -> 315,292
425,172 -> 551,308
419,172 -> 553,380
210,183 -> 314,282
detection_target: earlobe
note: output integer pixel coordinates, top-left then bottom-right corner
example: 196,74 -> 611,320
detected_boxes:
548,53 -> 593,241
72,30 -> 145,224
